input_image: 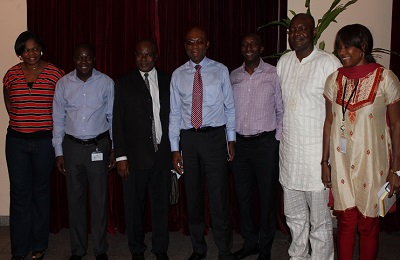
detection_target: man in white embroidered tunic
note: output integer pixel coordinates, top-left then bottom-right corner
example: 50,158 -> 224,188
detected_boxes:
276,13 -> 341,260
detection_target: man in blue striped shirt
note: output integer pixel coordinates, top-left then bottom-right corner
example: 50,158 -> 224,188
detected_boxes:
169,27 -> 236,260
52,43 -> 115,260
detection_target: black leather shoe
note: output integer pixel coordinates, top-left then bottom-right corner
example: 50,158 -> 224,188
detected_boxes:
69,256 -> 82,260
132,252 -> 145,260
32,251 -> 45,260
155,252 -> 169,260
96,253 -> 108,260
187,252 -> 206,260
233,247 -> 259,259
11,256 -> 26,260
219,253 -> 240,260
256,252 -> 271,260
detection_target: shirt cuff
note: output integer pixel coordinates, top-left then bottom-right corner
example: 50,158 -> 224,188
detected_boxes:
54,146 -> 63,157
171,142 -> 180,152
116,156 -> 127,162
226,130 -> 236,142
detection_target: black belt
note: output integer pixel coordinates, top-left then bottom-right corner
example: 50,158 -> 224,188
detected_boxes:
236,130 -> 275,140
66,131 -> 108,145
188,125 -> 225,133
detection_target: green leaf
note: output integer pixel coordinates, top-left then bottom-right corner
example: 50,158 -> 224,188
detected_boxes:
289,9 -> 297,17
319,41 -> 326,50
343,0 -> 358,9
257,21 -> 289,31
305,0 -> 312,16
314,1 -> 358,44
327,0 -> 342,13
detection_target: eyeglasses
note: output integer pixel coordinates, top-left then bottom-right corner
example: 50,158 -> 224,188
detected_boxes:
185,39 -> 207,47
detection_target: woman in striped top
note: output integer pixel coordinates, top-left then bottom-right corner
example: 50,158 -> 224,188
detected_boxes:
3,31 -> 64,260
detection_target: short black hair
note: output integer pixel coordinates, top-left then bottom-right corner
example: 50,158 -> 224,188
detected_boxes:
136,39 -> 159,55
290,13 -> 315,29
14,31 -> 46,56
242,33 -> 262,45
73,43 -> 96,57
335,24 -> 376,63
185,27 -> 208,42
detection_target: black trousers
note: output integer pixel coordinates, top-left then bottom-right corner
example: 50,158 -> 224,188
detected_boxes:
230,131 -> 279,255
181,127 -> 233,258
63,136 -> 110,257
123,159 -> 170,255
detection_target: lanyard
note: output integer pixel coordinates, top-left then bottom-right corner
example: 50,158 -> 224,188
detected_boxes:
340,80 -> 359,133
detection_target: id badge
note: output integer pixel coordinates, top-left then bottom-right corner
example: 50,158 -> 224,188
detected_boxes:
91,149 -> 103,161
339,136 -> 347,154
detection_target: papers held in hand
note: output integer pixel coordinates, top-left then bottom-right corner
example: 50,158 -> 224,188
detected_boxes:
377,182 -> 398,217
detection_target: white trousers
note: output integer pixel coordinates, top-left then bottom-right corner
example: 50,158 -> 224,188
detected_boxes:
283,187 -> 334,260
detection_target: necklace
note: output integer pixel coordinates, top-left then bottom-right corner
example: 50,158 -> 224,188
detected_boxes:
22,62 -> 40,71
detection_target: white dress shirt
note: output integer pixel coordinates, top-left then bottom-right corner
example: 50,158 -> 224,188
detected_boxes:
139,68 -> 162,144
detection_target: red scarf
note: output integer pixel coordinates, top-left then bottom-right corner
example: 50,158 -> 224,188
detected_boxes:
338,63 -> 382,79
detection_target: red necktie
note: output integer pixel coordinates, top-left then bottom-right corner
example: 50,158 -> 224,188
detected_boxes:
191,65 -> 203,129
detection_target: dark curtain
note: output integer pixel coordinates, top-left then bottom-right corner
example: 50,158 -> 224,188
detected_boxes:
27,0 -> 286,76
156,0 -> 287,72
389,0 -> 400,77
27,0 -> 289,235
27,0 -> 159,79
381,0 -> 400,233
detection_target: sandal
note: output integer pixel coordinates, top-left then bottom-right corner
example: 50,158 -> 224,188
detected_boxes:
32,251 -> 45,260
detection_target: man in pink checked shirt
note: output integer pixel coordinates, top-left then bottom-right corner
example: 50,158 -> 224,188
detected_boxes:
230,33 -> 283,260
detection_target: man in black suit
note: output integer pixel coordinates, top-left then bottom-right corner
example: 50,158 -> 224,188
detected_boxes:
112,39 -> 171,260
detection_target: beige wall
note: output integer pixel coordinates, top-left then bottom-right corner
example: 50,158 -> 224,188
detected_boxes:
0,0 -> 394,215
288,0 -> 393,68
0,0 -> 27,216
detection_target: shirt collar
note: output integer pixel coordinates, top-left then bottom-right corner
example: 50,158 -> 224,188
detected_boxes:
240,58 -> 265,73
139,67 -> 156,79
295,46 -> 317,64
73,68 -> 100,83
188,57 -> 209,70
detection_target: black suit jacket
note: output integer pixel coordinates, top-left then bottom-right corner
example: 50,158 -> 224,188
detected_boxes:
112,69 -> 171,171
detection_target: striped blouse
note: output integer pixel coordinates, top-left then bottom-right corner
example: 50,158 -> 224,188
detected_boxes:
3,63 -> 64,133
